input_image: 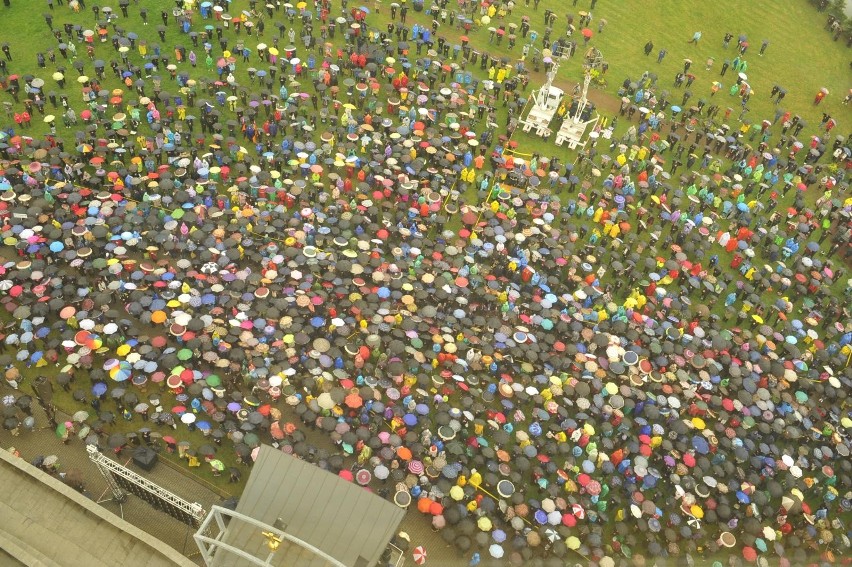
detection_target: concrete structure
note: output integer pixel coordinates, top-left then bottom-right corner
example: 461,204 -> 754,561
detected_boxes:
0,448 -> 196,567
201,446 -> 405,567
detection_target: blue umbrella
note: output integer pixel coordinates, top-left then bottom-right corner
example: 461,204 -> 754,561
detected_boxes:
736,490 -> 751,504
49,241 -> 64,252
692,435 -> 710,454
377,287 -> 390,298
310,316 -> 325,328
403,414 -> 418,427
92,382 -> 108,396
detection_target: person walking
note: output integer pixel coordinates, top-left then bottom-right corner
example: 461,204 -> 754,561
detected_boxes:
657,48 -> 667,63
687,31 -> 701,45
759,39 -> 769,55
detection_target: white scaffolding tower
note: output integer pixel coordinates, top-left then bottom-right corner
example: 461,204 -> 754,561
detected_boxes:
87,445 -> 205,525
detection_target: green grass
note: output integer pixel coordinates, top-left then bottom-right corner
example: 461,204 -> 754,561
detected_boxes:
1,0 -> 850,496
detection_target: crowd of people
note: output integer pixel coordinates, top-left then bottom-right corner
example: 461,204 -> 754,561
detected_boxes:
1,0 -> 851,565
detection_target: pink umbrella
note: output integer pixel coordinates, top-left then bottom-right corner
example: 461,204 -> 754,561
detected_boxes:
408,460 -> 424,475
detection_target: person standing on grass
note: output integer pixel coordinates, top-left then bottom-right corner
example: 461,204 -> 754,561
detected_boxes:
688,31 -> 701,45
657,48 -> 667,63
643,40 -> 654,56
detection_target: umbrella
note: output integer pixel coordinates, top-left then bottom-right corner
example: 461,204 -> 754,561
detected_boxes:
108,433 -> 126,448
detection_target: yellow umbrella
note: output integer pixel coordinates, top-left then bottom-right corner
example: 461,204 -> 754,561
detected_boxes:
450,486 -> 464,501
690,504 -> 704,519
751,314 -> 764,324
691,417 -> 705,430
268,47 -> 279,56
116,344 -> 131,357
566,536 -> 581,550
477,516 -> 492,531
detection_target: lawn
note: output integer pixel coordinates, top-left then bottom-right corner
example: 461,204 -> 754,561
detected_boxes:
0,0 -> 847,383
0,7 -> 845,314
0,0 -> 850,530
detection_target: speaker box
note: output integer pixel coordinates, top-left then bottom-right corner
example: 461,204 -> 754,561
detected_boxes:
132,446 -> 158,471
34,376 -> 53,403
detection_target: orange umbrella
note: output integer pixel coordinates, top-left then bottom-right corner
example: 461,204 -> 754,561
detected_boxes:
344,392 -> 363,408
417,498 -> 433,514
397,446 -> 412,460
151,310 -> 167,324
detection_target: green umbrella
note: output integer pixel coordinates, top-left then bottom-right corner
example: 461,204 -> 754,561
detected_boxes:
55,422 -> 67,438
206,374 -> 221,387
177,348 -> 193,361
209,459 -> 225,471
171,208 -> 185,219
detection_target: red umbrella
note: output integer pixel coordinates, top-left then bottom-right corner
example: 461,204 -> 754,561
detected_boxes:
356,469 -> 372,485
462,211 -> 478,225
582,28 -> 593,38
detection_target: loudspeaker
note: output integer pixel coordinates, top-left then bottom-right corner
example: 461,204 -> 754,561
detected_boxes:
33,376 -> 53,403
132,446 -> 158,471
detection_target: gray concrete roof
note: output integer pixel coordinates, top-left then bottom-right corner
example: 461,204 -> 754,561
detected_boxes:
0,448 -> 196,567
215,446 -> 404,567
